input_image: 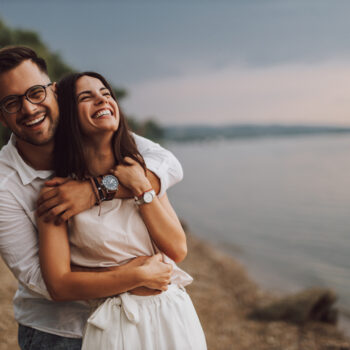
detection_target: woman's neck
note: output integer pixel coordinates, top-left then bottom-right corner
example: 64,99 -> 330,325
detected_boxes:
84,134 -> 115,176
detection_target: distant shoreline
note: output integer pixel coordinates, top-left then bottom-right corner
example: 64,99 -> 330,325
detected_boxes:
163,124 -> 350,142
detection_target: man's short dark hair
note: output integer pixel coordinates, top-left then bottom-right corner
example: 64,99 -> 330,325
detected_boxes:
0,46 -> 48,75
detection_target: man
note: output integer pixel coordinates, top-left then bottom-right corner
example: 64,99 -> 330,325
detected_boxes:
0,46 -> 183,349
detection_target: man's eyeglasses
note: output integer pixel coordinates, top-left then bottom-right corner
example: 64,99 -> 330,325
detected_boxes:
0,83 -> 53,114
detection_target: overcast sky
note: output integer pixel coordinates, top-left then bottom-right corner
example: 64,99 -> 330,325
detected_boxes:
2,0 -> 350,126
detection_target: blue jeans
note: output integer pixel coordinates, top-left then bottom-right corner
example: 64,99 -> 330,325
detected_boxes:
18,324 -> 82,350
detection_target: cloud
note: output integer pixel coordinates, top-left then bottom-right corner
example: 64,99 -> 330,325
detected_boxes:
124,60 -> 350,126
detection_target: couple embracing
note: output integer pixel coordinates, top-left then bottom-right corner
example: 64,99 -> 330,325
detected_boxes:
0,46 -> 206,349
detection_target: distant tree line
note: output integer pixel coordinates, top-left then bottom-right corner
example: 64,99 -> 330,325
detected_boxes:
0,18 -> 163,147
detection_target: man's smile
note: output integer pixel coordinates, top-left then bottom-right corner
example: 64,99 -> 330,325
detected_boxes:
23,114 -> 46,127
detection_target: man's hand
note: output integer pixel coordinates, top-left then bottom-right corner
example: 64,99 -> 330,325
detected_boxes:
122,256 -> 164,295
72,255 -> 170,296
139,253 -> 173,291
37,177 -> 96,224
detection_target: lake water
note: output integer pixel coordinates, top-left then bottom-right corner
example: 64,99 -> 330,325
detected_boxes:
166,133 -> 350,329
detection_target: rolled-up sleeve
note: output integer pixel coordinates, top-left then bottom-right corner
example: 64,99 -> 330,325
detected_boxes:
0,190 -> 51,299
133,133 -> 183,197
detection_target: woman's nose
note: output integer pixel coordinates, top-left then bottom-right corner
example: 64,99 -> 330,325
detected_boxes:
95,94 -> 108,105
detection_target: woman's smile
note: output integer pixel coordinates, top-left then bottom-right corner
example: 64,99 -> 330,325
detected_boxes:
75,75 -> 119,135
92,108 -> 113,119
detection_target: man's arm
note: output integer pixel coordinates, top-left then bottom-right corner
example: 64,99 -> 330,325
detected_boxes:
37,134 -> 183,222
36,171 -> 160,223
132,133 -> 183,197
0,190 -> 51,298
0,190 -> 171,300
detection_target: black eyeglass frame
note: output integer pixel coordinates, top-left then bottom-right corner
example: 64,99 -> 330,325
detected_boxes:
0,83 -> 53,114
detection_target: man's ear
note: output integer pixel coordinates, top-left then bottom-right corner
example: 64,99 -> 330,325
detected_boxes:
0,111 -> 8,128
51,82 -> 57,97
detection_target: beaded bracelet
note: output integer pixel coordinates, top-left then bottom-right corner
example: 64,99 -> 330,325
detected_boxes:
88,177 -> 101,205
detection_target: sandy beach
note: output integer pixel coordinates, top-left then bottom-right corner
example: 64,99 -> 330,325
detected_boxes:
1,232 -> 349,350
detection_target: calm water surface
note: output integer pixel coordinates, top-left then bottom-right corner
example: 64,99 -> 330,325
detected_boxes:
166,134 -> 350,327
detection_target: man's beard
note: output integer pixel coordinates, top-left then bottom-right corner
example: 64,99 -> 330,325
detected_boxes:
13,115 -> 58,146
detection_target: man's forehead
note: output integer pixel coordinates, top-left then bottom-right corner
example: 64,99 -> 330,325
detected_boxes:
0,60 -> 49,100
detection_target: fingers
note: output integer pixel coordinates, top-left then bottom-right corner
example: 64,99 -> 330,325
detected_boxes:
44,177 -> 70,187
158,273 -> 171,291
37,187 -> 59,208
42,204 -> 68,223
113,157 -> 137,171
123,156 -> 136,165
150,277 -> 171,291
153,253 -> 163,262
56,209 -> 75,223
37,196 -> 62,217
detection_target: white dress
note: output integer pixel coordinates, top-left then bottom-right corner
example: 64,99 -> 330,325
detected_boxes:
68,198 -> 207,350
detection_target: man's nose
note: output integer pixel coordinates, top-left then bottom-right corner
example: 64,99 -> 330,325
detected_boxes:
21,97 -> 38,114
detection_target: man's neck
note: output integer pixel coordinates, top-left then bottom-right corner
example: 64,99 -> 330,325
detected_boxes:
16,139 -> 54,171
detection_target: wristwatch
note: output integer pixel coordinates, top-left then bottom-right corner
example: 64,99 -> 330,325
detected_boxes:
135,189 -> 156,206
100,174 -> 119,200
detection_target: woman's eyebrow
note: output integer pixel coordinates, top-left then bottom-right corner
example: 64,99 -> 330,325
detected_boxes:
76,90 -> 92,98
77,88 -> 109,98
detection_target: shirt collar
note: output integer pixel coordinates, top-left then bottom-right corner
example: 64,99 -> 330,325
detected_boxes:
5,134 -> 53,185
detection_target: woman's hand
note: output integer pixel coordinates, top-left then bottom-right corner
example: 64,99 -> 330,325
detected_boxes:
112,157 -> 152,197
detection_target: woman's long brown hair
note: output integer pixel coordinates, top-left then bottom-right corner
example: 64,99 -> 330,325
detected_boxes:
54,71 -> 146,179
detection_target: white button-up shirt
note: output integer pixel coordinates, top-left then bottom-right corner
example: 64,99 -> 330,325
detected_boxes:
0,133 -> 183,338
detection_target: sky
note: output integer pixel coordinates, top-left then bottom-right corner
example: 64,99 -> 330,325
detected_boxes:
1,0 -> 350,126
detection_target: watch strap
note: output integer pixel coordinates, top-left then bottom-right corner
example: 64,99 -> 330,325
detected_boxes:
135,187 -> 153,200
104,191 -> 116,201
135,189 -> 156,206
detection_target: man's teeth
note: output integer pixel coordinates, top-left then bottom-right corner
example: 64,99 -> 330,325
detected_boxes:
94,110 -> 111,118
25,115 -> 45,126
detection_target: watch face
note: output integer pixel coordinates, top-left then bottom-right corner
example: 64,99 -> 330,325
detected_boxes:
102,175 -> 119,191
143,191 -> 154,203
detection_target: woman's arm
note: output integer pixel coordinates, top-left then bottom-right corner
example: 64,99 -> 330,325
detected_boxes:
113,157 -> 187,263
138,193 -> 187,263
37,217 -> 172,301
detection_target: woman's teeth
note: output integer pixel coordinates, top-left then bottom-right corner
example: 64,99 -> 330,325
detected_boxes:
25,115 -> 45,126
93,110 -> 111,118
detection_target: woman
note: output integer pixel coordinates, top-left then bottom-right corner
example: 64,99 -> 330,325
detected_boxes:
37,72 -> 207,350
